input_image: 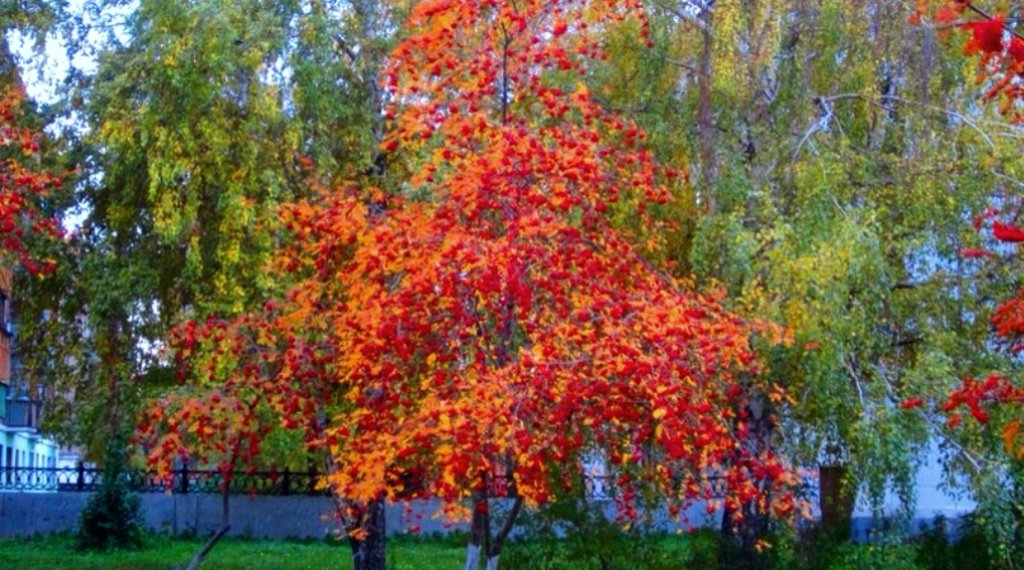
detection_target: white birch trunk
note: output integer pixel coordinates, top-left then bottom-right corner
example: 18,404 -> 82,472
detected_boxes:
485,555 -> 500,570
463,544 -> 481,570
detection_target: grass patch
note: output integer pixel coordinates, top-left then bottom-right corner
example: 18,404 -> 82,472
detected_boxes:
0,533 -> 465,570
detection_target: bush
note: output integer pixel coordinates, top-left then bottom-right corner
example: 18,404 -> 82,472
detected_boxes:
827,540 -> 923,570
75,438 -> 145,551
913,515 -> 993,570
501,496 -> 713,570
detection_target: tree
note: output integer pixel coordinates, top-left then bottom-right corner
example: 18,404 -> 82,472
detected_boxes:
906,3 -> 1024,565
16,0 -> 396,457
581,1 -> 1020,543
0,84 -> 59,275
143,1 -> 800,570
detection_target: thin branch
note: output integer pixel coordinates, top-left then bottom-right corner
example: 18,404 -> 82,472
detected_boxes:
815,92 -> 997,149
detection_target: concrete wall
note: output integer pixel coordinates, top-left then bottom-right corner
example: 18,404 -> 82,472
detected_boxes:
0,492 -> 725,540
0,488 -> 970,542
0,492 -> 472,539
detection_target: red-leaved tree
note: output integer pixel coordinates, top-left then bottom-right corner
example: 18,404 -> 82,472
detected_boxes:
0,85 -> 59,275
139,2 -> 798,569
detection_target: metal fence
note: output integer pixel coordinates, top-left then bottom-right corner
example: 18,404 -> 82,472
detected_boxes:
0,464 -> 626,498
0,464 -> 810,501
0,463 -> 329,496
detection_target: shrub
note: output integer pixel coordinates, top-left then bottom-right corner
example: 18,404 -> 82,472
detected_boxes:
502,497 -> 710,570
75,437 -> 144,551
914,515 -> 993,570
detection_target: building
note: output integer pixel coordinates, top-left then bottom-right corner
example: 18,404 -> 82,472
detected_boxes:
0,265 -> 58,486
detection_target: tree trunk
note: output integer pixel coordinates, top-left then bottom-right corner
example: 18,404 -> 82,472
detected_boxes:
464,489 -> 488,570
183,485 -> 231,570
696,2 -> 718,212
464,487 -> 522,570
719,395 -> 774,570
486,496 -> 522,570
720,502 -> 770,570
349,499 -> 387,570
464,544 -> 482,570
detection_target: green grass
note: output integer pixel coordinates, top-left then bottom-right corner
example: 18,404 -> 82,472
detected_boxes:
0,534 -> 466,570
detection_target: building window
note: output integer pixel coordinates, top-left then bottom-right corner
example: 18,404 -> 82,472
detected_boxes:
0,291 -> 8,334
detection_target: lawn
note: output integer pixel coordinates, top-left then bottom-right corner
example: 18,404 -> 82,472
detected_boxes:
0,534 -> 466,570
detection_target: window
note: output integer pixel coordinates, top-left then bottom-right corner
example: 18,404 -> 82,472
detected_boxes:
0,292 -> 8,334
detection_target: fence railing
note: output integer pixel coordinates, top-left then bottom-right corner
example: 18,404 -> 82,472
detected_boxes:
0,464 -> 815,501
0,463 -> 330,496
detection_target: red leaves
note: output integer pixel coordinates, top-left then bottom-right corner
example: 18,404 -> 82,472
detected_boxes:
943,374 -> 1024,431
993,221 -> 1024,242
1010,38 -> 1024,64
962,16 -> 1005,55
0,86 -> 61,274
970,406 -> 991,424
916,6 -> 1024,120
960,248 -> 995,258
900,397 -> 924,410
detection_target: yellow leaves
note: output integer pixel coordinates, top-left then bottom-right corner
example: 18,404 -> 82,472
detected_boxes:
653,407 -> 667,420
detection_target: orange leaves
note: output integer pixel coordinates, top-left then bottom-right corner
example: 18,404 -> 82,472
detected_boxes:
409,0 -> 457,22
992,295 -> 1024,343
1003,420 -> 1021,455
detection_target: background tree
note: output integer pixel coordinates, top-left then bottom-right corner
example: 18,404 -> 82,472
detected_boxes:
14,0 -> 397,458
576,1 -> 1023,541
907,3 -> 1024,565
